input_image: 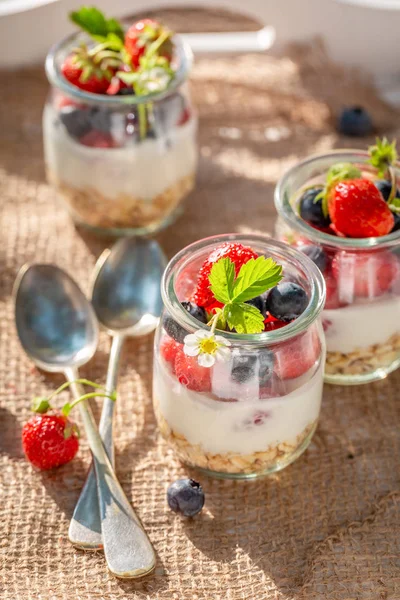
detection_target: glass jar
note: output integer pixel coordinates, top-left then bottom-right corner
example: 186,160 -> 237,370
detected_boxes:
275,150 -> 400,385
43,31 -> 197,236
153,233 -> 326,479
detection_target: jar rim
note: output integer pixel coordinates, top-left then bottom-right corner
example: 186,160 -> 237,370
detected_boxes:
275,149 -> 400,250
161,233 -> 326,346
45,28 -> 193,107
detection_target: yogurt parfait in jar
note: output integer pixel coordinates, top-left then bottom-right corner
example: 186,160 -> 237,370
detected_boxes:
44,7 -> 197,235
275,138 -> 400,385
153,234 -> 326,479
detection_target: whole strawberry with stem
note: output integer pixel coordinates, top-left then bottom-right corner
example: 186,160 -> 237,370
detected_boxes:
124,19 -> 172,68
317,158 -> 394,238
22,379 -> 116,471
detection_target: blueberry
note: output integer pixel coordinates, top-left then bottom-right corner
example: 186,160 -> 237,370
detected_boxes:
231,349 -> 274,385
163,302 -> 207,343
300,245 -> 328,272
89,107 -> 112,133
246,293 -> 268,317
59,106 -> 92,139
167,478 -> 204,517
375,179 -> 400,202
266,282 -> 309,322
299,188 -> 331,228
337,106 -> 373,137
392,213 -> 400,232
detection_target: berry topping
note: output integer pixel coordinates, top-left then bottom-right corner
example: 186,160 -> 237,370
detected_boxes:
324,271 -> 343,309
22,411 -> 79,470
299,244 -> 328,273
79,130 -> 115,148
264,316 -> 287,331
299,188 -> 331,228
167,479 -> 205,517
193,242 -> 259,309
266,282 -> 309,322
275,330 -> 320,380
163,302 -> 207,344
160,336 -> 182,371
175,352 -> 211,392
246,293 -> 268,317
337,106 -> 373,137
328,178 -> 395,238
231,349 -> 274,385
59,106 -> 92,139
375,179 -> 400,202
61,54 -> 111,94
124,19 -> 172,68
332,251 -> 399,299
392,213 -> 400,232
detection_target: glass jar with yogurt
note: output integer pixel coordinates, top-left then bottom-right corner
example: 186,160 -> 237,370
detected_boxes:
43,31 -> 197,236
275,150 -> 400,385
153,234 -> 326,479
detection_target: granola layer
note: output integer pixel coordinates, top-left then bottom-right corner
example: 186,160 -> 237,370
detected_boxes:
325,331 -> 400,376
49,171 -> 195,230
154,399 -> 317,475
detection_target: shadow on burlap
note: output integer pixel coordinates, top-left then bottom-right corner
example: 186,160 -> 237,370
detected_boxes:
0,8 -> 399,600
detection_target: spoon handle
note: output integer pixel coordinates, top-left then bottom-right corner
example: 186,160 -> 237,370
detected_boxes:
68,335 -> 124,549
66,368 -> 156,578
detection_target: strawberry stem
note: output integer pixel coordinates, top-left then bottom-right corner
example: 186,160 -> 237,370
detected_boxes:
61,391 -> 117,417
46,379 -> 110,402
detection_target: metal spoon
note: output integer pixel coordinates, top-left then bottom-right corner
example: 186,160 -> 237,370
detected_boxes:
14,264 -> 156,578
69,238 -> 166,550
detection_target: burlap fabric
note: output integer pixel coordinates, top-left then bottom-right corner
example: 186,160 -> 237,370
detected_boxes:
1,8 -> 400,600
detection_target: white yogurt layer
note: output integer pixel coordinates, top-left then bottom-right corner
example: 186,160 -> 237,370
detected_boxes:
153,357 -> 324,456
43,104 -> 197,200
323,294 -> 400,353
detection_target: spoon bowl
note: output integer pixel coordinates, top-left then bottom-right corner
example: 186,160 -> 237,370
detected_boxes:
14,264 -> 98,371
92,237 -> 166,335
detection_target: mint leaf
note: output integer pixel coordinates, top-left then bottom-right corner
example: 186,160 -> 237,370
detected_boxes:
225,302 -> 265,334
209,257 -> 235,304
70,7 -> 124,41
232,256 -> 282,303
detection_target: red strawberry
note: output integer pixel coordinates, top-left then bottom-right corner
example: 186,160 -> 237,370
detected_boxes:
264,315 -> 286,331
175,353 -> 211,392
160,336 -> 182,372
61,55 -> 110,94
332,251 -> 399,299
125,19 -> 171,68
193,243 -> 258,309
22,412 -> 79,470
328,178 -> 394,238
79,131 -> 115,148
275,330 -> 321,380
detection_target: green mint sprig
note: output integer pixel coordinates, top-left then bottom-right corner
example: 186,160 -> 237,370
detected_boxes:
207,256 -> 283,335
70,7 -> 124,45
368,137 -> 398,205
315,162 -> 362,217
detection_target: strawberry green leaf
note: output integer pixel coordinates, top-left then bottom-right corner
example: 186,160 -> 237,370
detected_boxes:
209,257 -> 235,304
368,137 -> 397,178
225,302 -> 265,334
389,196 -> 400,214
232,256 -> 282,303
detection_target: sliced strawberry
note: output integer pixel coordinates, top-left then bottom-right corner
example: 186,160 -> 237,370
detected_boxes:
332,251 -> 399,299
160,336 -> 182,372
193,242 -> 258,309
274,329 -> 321,380
79,131 -> 115,148
175,353 -> 211,392
328,178 -> 394,238
178,107 -> 191,126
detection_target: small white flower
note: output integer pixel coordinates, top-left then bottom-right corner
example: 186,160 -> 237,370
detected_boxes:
183,330 -> 231,368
